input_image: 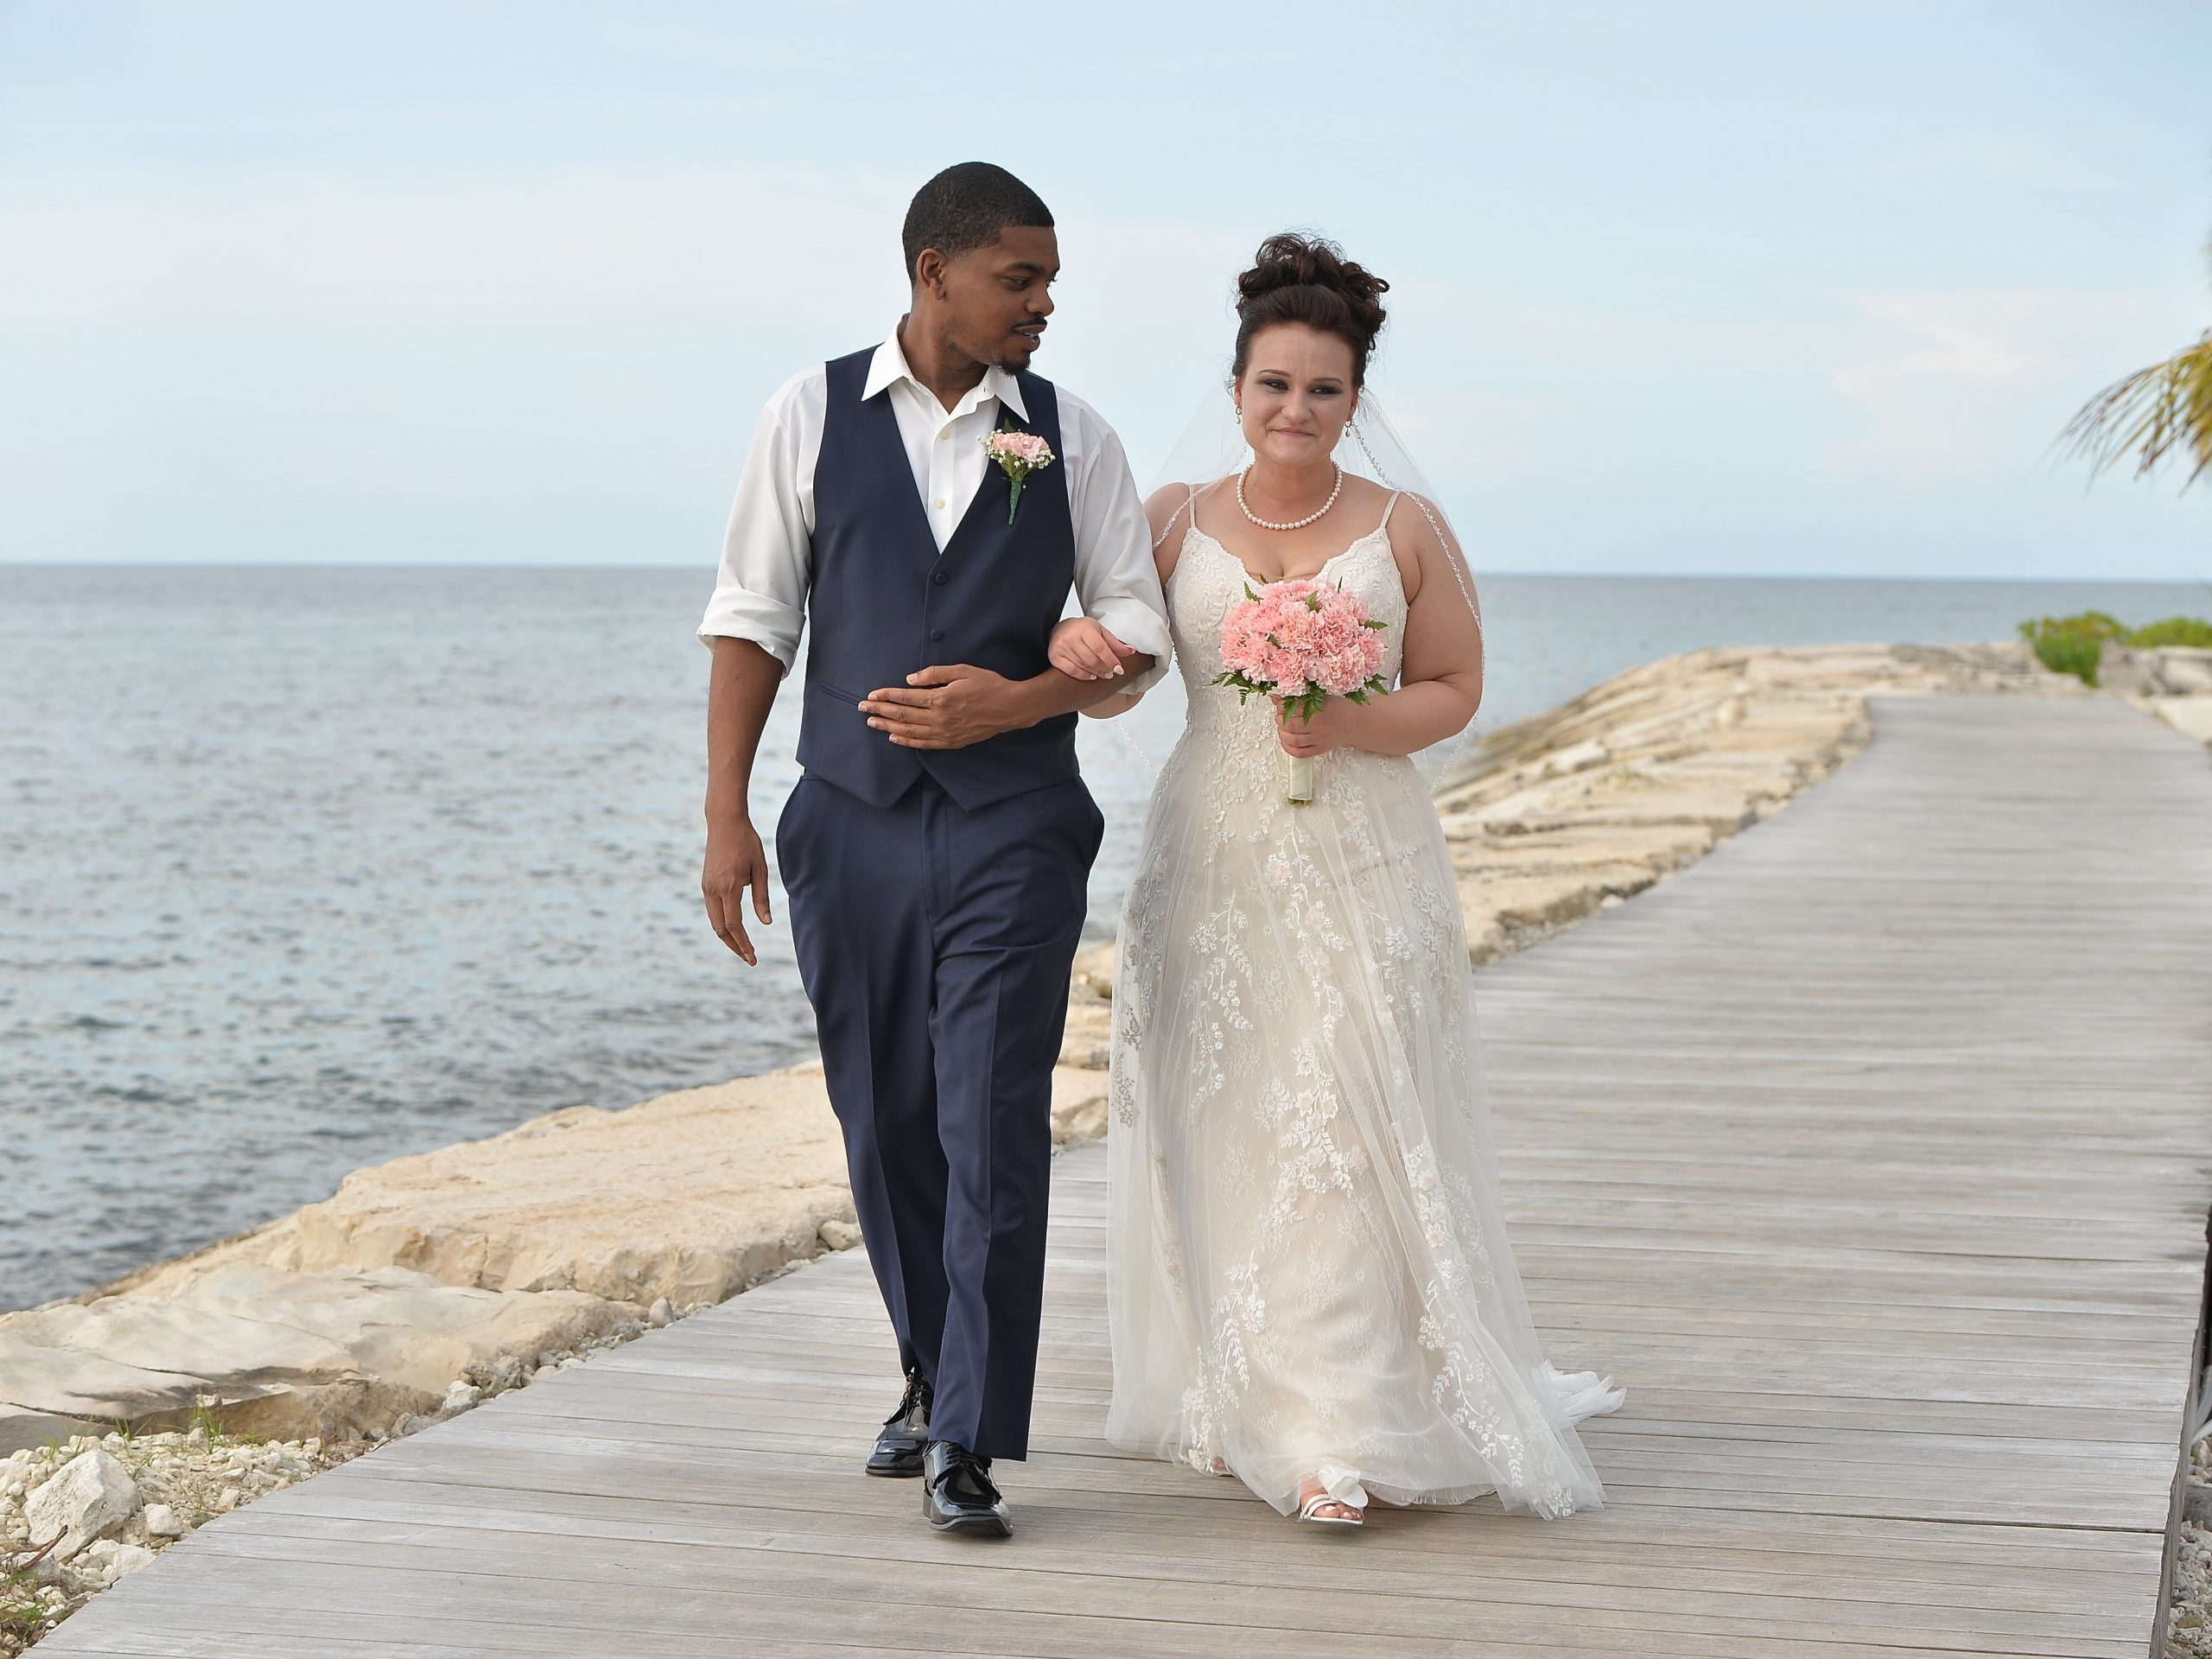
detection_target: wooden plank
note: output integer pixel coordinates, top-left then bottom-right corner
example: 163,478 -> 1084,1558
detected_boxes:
73,1555 -> 2149,1659
206,1497 -> 2153,1617
306,1420 -> 2164,1529
35,695 -> 2212,1656
172,1516 -> 2146,1655
234,1470 -> 2168,1597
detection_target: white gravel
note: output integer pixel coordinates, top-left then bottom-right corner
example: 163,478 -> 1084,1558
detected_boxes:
2165,1431 -> 2212,1656
1,1426 -> 360,1654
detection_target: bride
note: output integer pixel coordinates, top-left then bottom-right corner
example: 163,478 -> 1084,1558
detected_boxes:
1051,233 -> 1620,1527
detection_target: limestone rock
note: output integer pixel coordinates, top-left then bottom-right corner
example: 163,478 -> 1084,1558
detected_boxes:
2162,651 -> 2212,696
0,1264 -> 633,1452
141,1502 -> 184,1537
124,1068 -> 858,1312
817,1219 -> 862,1251
1058,996 -> 1111,1069
102,1541 -> 155,1581
2150,696 -> 2212,747
23,1448 -> 139,1561
463,1354 -> 528,1395
1428,642 -> 2077,970
1051,1069 -> 1109,1145
2101,644 -> 2212,698
69,1535 -> 155,1589
1070,941 -> 1119,999
87,1054 -> 1134,1358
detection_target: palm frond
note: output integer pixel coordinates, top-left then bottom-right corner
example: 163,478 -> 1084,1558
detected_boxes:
2063,332 -> 2212,489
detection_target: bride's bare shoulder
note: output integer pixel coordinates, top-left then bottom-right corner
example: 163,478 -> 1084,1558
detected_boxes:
1144,483 -> 1205,582
1143,482 -> 1194,531
1382,491 -> 1455,602
1336,474 -> 1392,517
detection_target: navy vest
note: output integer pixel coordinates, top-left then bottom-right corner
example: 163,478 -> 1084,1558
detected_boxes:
797,347 -> 1080,811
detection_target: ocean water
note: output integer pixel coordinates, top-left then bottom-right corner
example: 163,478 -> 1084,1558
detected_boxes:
4,564 -> 2207,1312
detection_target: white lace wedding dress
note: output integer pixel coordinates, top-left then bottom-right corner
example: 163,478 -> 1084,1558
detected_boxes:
1105,498 -> 1621,1518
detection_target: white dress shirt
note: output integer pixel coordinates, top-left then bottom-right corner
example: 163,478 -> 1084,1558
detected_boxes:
698,328 -> 1171,696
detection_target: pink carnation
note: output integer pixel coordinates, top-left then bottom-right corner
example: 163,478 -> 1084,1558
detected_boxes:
983,430 -> 1054,467
1216,579 -> 1387,709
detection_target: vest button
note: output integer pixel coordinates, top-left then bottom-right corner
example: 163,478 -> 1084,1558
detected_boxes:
931,570 -> 950,586
930,628 -> 945,641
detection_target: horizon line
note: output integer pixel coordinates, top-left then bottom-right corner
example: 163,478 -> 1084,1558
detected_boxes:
3,560 -> 2209,589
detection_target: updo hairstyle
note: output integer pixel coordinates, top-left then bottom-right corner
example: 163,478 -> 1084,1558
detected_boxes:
1231,232 -> 1390,387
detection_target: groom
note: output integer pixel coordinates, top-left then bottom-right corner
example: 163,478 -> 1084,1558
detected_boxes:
697,163 -> 1170,1536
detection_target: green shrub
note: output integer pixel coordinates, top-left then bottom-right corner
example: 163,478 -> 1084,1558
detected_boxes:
2027,628 -> 2102,684
2018,613 -> 2120,685
2016,609 -> 2212,683
2126,615 -> 2212,649
2018,610 -> 2125,644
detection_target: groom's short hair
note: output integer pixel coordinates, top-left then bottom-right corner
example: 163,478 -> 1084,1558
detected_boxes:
902,163 -> 1054,283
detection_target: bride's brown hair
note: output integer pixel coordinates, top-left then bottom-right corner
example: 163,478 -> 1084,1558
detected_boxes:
1232,232 -> 1391,387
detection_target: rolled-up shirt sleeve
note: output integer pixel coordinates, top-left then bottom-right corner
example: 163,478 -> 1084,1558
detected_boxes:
1064,397 -> 1173,698
696,371 -> 819,673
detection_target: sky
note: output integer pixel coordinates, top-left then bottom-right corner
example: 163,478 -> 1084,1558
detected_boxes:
1,1 -> 2207,579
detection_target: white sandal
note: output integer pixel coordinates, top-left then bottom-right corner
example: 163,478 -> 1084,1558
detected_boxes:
1296,1478 -> 1365,1527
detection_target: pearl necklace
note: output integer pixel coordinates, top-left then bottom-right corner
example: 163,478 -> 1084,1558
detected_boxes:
1236,465 -> 1342,532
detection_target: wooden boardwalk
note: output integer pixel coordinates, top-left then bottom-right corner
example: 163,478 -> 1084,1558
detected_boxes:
42,696 -> 2212,1657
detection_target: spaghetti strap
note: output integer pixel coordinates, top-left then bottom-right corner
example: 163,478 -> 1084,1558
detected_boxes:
1376,491 -> 1402,532
1153,481 -> 1203,552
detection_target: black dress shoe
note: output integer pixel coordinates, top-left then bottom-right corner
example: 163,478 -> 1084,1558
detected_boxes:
865,1368 -> 932,1478
921,1440 -> 1012,1537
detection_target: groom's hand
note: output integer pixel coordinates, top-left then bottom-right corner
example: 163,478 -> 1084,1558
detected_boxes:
702,810 -> 772,965
861,664 -> 1025,750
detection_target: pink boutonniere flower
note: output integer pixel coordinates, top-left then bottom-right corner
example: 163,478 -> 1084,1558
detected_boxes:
983,424 -> 1055,524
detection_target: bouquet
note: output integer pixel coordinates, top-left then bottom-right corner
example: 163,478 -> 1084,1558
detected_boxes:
1213,579 -> 1390,804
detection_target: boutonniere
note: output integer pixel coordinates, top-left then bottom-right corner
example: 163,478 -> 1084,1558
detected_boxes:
982,422 -> 1055,524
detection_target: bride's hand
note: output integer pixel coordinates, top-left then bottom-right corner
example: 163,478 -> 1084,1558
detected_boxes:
1049,617 -> 1135,681
1273,697 -> 1361,759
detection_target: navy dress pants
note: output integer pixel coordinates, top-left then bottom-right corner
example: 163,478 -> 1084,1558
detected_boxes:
777,772 -> 1103,1459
